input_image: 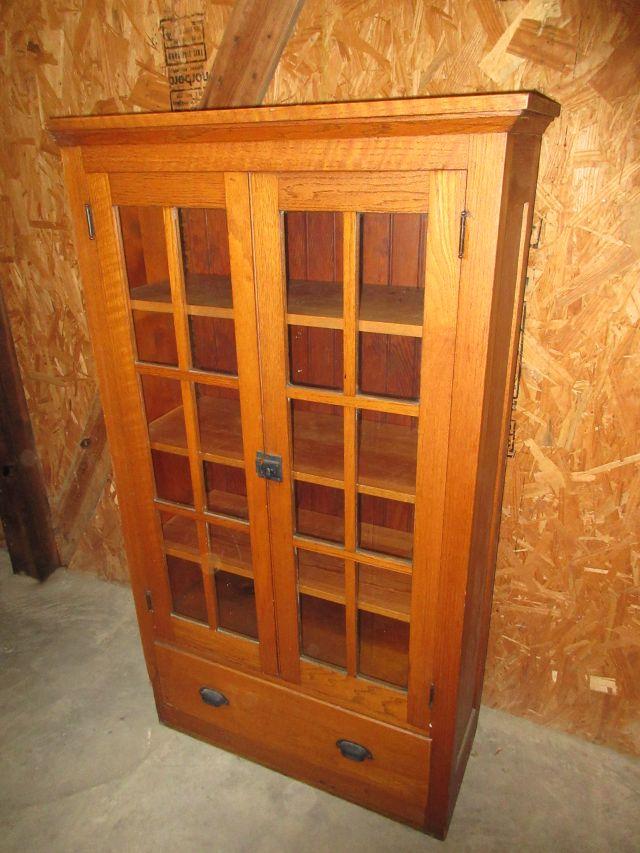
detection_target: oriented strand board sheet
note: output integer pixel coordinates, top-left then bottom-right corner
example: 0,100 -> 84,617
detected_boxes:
1,0 -> 638,755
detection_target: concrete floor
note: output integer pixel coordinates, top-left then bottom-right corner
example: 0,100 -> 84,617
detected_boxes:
0,551 -> 638,853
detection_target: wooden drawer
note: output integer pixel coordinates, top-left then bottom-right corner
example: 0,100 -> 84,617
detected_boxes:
154,643 -> 431,828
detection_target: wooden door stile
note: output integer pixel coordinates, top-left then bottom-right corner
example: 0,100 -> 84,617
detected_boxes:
406,171 -> 467,729
225,172 -> 279,676
250,172 -> 301,681
82,167 -> 173,652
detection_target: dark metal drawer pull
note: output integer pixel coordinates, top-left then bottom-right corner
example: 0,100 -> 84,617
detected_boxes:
199,687 -> 229,708
336,739 -> 372,762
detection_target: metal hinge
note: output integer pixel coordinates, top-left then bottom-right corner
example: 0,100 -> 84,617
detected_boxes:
84,203 -> 96,240
429,682 -> 436,708
255,452 -> 283,482
458,209 -> 469,259
507,292 -> 528,458
530,215 -> 543,249
144,589 -> 154,612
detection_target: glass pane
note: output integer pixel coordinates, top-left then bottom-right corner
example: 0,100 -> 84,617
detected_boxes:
160,511 -> 198,557
166,555 -> 207,623
359,494 -> 414,560
285,211 -> 343,319
178,207 -> 237,374
189,316 -> 238,374
294,482 -> 344,544
359,212 -> 425,325
178,208 -> 232,308
358,212 -> 424,401
131,311 -> 178,366
358,610 -> 409,689
297,549 -> 344,604
196,385 -> 243,462
285,211 -> 343,391
291,400 -> 343,482
207,523 -> 252,575
215,571 -> 258,639
359,333 -> 421,400
358,411 -> 417,500
141,375 -> 186,453
358,563 -> 411,687
299,595 -> 346,669
358,565 -> 411,622
204,462 -> 248,519
119,206 -> 170,298
151,450 -> 193,506
289,326 -> 343,390
119,206 -> 177,365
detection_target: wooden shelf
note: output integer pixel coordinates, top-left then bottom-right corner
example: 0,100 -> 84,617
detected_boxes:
296,507 -> 345,544
287,281 -> 342,329
160,513 -> 253,579
359,285 -> 423,337
129,274 -> 233,319
186,275 -> 233,318
198,397 -> 243,466
148,406 -> 188,455
287,280 -> 423,337
292,408 -> 417,501
208,525 -> 253,578
161,513 -> 199,560
206,488 -> 248,521
297,549 -> 344,604
296,508 -> 413,563
129,280 -> 172,311
297,549 -> 410,622
148,397 -> 243,467
360,521 -> 413,561
359,564 -> 411,622
151,399 -> 415,501
131,276 -> 422,333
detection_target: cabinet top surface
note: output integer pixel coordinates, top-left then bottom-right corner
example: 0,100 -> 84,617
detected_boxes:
48,91 -> 560,147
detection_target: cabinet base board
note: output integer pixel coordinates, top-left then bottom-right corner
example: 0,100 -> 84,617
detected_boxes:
158,702 -> 436,833
154,642 -> 433,831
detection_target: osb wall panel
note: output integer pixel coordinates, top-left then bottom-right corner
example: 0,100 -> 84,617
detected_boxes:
1,0 -> 638,754
0,0 -> 231,579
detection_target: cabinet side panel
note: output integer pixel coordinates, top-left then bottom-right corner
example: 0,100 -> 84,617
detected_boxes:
60,151 -> 160,684
426,134 -> 509,838
454,135 -> 543,760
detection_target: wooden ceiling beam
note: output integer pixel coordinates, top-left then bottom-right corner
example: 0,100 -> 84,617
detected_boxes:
200,0 -> 305,108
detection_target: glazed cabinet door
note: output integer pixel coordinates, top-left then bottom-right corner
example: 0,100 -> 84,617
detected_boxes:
86,171 -> 278,676
251,171 -> 467,728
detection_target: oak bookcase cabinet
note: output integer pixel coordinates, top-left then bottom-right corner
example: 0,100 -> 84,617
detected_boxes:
50,92 -> 559,838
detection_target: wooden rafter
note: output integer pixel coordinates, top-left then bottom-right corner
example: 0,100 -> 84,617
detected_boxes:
200,0 -> 305,108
